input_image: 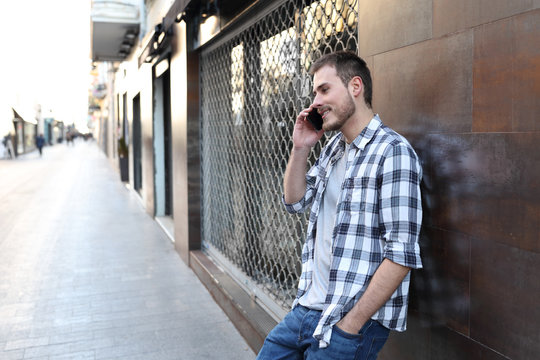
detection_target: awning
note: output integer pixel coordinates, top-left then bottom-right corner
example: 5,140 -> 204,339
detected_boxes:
12,107 -> 37,125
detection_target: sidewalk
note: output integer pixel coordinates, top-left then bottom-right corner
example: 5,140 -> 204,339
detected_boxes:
0,141 -> 255,360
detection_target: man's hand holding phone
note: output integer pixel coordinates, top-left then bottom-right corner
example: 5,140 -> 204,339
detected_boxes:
292,106 -> 325,150
285,106 -> 324,204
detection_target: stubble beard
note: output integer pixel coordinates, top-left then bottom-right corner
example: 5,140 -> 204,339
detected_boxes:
322,93 -> 356,132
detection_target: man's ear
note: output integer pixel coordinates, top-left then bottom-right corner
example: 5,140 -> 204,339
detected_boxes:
349,76 -> 363,98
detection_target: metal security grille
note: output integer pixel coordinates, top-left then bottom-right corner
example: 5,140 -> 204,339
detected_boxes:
200,0 -> 358,318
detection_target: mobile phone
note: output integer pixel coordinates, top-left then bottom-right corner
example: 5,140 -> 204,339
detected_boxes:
306,108 -> 323,131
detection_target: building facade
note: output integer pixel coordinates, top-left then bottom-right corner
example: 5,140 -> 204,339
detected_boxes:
90,0 -> 540,358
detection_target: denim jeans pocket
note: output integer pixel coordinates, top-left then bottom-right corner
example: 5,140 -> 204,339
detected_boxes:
321,326 -> 364,360
326,321 -> 389,360
332,325 -> 363,340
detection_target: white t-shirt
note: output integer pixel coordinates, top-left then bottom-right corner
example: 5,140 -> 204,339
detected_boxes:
299,142 -> 349,310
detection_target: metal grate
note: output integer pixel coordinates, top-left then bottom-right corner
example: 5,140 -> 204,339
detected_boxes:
200,0 -> 358,315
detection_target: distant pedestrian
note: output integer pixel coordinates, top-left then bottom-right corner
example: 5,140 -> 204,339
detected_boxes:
36,134 -> 45,156
66,132 -> 74,146
2,135 -> 14,159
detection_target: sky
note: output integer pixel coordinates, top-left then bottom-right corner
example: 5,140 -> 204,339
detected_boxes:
0,0 -> 92,135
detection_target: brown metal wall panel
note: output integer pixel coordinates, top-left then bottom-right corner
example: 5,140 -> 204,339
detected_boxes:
513,10 -> 540,131
433,0 -> 538,38
379,314 -> 431,360
470,239 -> 540,359
430,326 -> 509,360
428,133 -> 540,253
473,10 -> 540,132
414,228 -> 471,335
381,314 -> 513,360
140,65 -> 156,216
170,21 -> 190,264
473,18 -> 513,132
358,0 -> 432,57
170,21 -> 202,265
372,31 -> 473,135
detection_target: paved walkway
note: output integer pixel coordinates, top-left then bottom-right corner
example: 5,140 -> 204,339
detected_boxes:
0,141 -> 255,360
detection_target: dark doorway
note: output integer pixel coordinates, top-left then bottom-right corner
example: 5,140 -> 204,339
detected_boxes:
132,93 -> 142,194
153,59 -> 173,217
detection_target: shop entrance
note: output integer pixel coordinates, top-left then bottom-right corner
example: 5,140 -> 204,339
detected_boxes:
152,57 -> 174,239
132,93 -> 142,194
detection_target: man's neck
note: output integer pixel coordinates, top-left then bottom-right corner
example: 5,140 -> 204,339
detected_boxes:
341,107 -> 374,144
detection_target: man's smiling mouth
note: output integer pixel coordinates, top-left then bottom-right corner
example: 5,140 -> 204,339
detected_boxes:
320,108 -> 330,119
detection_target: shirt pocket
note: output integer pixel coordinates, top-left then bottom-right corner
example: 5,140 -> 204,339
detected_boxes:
346,177 -> 377,212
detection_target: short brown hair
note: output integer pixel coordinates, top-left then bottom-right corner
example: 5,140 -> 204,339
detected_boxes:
309,51 -> 372,108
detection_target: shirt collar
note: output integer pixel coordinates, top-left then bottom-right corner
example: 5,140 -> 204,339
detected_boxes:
350,114 -> 382,151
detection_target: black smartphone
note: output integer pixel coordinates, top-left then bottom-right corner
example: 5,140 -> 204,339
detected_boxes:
306,108 -> 323,131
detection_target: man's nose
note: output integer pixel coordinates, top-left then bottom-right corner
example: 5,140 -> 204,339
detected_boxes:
311,94 -> 323,108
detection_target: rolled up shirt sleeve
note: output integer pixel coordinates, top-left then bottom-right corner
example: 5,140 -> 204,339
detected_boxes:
283,195 -> 309,213
379,143 -> 423,269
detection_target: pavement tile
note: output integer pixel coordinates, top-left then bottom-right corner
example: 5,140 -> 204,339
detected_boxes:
0,349 -> 25,360
4,337 -> 49,351
48,332 -> 95,346
23,342 -> 73,358
49,351 -> 95,360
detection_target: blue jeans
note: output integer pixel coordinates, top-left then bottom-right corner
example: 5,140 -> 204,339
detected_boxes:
256,305 -> 389,360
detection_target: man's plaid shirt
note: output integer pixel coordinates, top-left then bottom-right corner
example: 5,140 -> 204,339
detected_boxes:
284,115 -> 423,347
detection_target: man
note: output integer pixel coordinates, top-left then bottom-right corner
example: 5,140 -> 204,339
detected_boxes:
257,51 -> 423,359
36,134 -> 45,157
3,135 -> 14,159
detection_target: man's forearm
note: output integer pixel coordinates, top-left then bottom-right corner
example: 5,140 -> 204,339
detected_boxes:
336,258 -> 410,333
283,146 -> 311,204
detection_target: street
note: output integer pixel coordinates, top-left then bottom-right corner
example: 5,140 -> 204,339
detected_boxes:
0,141 -> 255,360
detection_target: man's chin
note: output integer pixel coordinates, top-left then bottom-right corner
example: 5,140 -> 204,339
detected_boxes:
323,121 -> 342,132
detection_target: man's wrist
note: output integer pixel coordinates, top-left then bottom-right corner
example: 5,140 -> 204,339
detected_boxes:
336,309 -> 373,334
291,146 -> 311,157
336,317 -> 364,335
